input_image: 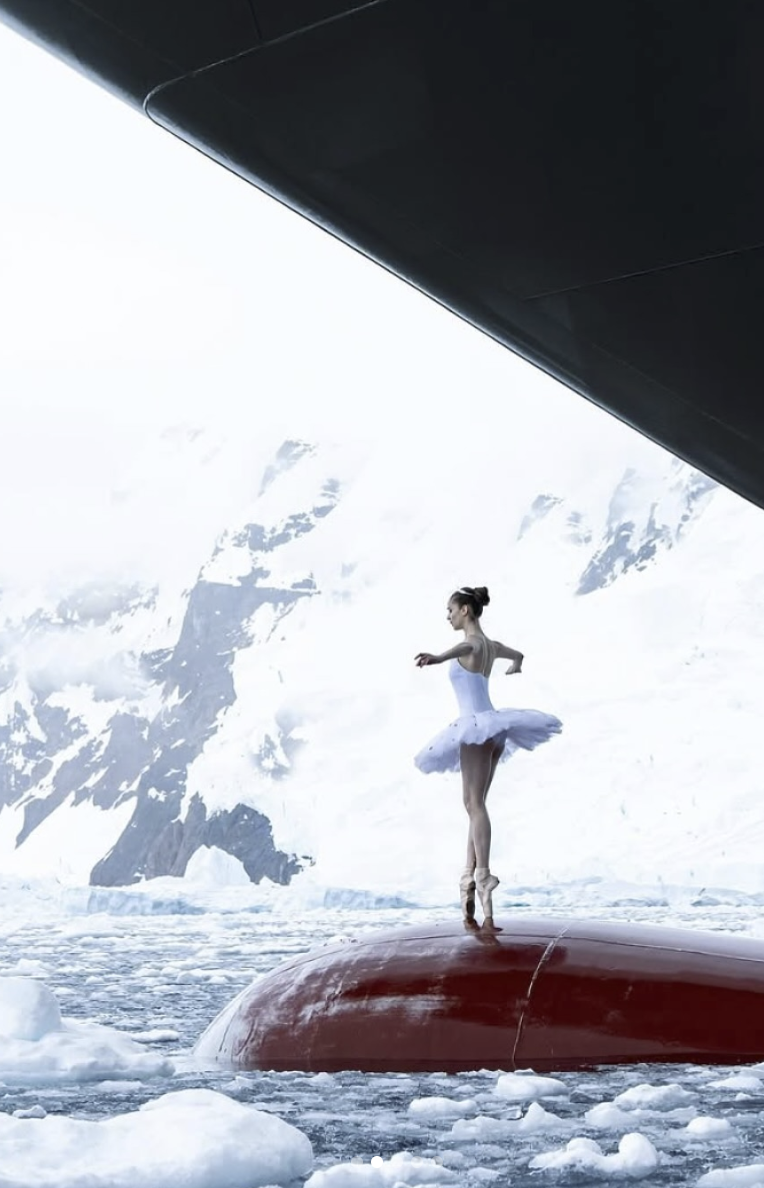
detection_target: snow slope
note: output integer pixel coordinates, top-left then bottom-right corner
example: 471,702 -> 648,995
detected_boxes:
1,395 -> 762,903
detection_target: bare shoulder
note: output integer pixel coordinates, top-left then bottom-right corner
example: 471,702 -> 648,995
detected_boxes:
453,636 -> 484,672
457,637 -> 482,660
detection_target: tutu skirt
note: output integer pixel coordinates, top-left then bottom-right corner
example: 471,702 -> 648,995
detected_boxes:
414,708 -> 562,775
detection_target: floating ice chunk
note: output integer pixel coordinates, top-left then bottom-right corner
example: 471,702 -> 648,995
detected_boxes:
3,959 -> 50,978
471,1144 -> 507,1161
518,1102 -> 570,1132
0,1088 -> 313,1188
530,1133 -> 659,1178
437,1151 -> 471,1169
452,1102 -> 569,1140
311,1072 -> 337,1086
175,968 -> 227,983
13,1105 -> 47,1119
131,1028 -> 181,1043
221,1074 -> 257,1095
495,1072 -> 567,1101
305,1151 -> 457,1186
0,977 -> 61,1041
708,1074 -> 764,1093
587,1099 -> 697,1130
408,1096 -> 477,1119
613,1083 -> 695,1110
451,1115 -> 503,1140
699,1164 -> 764,1186
0,977 -> 172,1085
0,1024 -> 173,1086
585,1103 -> 636,1130
679,1116 -> 736,1140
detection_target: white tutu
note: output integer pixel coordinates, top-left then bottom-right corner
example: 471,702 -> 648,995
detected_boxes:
414,660 -> 562,775
414,707 -> 562,774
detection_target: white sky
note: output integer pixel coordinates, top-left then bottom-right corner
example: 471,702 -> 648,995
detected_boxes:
0,20 -> 659,591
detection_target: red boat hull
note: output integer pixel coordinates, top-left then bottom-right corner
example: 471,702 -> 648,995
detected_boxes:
195,918 -> 764,1072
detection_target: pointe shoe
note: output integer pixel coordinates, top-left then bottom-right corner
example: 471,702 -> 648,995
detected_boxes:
475,868 -> 500,920
459,870 -> 476,920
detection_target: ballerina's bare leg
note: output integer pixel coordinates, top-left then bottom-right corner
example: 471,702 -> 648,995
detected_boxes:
463,741 -> 504,873
460,739 -> 506,921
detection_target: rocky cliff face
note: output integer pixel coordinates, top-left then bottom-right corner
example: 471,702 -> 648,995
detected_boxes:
0,433 -> 720,889
517,460 -> 716,595
0,439 -> 338,886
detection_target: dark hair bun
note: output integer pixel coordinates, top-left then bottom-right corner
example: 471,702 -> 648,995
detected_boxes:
451,586 -> 490,617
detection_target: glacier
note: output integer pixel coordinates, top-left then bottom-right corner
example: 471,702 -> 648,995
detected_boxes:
0,410 -> 762,906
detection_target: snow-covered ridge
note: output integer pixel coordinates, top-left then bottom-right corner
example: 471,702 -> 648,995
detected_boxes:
1,423 -> 763,901
0,435 -> 344,887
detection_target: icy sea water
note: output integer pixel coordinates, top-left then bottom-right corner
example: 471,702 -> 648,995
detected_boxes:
4,887 -> 764,1186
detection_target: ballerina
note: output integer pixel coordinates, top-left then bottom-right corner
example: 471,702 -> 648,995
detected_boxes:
415,586 -> 561,926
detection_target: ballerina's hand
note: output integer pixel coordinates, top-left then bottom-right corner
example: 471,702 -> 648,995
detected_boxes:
415,652 -> 437,667
506,661 -> 523,675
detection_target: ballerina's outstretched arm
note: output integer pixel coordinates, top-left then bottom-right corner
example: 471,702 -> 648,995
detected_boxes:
493,640 -> 524,674
414,640 -> 479,667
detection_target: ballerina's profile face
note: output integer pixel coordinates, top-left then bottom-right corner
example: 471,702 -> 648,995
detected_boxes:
447,599 -> 469,631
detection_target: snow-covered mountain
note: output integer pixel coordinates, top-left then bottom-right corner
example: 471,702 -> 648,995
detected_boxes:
1,414 -> 763,904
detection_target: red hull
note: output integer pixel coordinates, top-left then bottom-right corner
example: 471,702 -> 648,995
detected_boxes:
195,918 -> 764,1072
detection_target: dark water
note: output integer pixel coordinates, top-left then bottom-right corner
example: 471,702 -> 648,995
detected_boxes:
3,901 -> 764,1185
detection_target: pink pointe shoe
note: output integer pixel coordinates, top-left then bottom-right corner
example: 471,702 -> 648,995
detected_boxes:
475,868 -> 500,921
459,869 -> 476,921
